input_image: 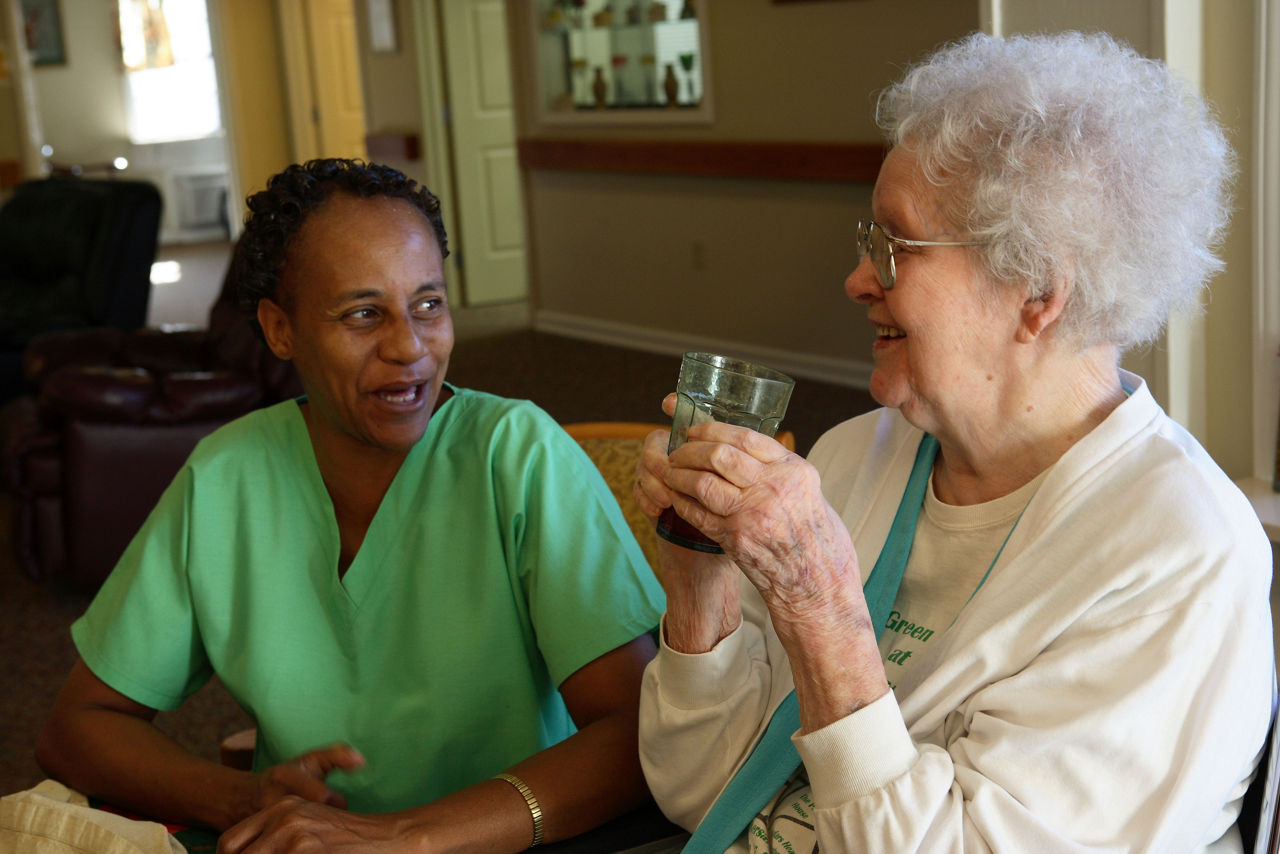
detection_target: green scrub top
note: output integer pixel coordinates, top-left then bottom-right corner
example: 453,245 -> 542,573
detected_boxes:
73,387 -> 665,813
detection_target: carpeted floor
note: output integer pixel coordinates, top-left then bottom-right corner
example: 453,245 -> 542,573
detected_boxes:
0,328 -> 877,795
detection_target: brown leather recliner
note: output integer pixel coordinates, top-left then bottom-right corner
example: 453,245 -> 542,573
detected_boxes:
0,255 -> 301,590
0,177 -> 163,407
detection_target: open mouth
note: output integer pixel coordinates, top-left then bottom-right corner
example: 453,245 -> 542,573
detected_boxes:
376,384 -> 424,405
875,325 -> 905,340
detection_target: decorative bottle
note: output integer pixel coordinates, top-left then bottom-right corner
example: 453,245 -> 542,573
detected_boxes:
593,67 -> 608,108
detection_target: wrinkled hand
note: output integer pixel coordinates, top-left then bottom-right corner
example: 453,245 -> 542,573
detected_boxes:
658,420 -> 863,622
632,395 -> 678,524
247,744 -> 366,816
647,411 -> 887,729
632,396 -> 743,583
218,795 -> 412,854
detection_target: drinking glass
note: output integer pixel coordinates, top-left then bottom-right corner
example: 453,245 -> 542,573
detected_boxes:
656,352 -> 795,553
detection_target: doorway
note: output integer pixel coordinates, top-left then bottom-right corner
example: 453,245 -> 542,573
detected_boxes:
276,0 -> 527,308
278,0 -> 368,162
431,0 -> 527,306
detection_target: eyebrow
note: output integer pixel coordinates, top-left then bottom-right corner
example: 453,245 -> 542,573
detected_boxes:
332,281 -> 447,305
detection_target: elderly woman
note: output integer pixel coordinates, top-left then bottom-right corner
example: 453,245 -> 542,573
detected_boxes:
35,159 -> 665,851
635,31 -> 1273,852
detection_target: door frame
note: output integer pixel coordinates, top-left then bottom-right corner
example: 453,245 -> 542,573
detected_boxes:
2,0 -> 45,180
277,0 -> 321,163
412,0 -> 466,301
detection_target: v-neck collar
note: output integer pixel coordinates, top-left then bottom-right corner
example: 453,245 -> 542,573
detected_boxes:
282,386 -> 461,612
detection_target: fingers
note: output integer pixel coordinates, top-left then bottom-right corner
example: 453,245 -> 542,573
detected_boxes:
686,420 -> 794,465
217,795 -> 315,854
256,744 -> 365,811
261,765 -> 344,809
294,743 -> 366,778
633,427 -> 675,519
661,434 -> 815,554
217,800 -> 271,854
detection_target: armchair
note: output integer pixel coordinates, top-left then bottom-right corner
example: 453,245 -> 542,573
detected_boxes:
0,177 -> 163,406
0,255 -> 301,590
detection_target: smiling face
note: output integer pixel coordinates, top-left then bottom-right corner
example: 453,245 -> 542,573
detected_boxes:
258,193 -> 453,461
845,146 -> 1025,435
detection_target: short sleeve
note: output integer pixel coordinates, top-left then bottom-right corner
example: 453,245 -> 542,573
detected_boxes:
71,466 -> 212,710
494,406 -> 665,687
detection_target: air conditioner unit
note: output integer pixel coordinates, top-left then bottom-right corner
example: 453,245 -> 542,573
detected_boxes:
172,170 -> 228,231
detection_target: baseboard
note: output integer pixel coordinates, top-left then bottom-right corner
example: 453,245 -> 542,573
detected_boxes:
533,310 -> 873,390
454,300 -> 532,340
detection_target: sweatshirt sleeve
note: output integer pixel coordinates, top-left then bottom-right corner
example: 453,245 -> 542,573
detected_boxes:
638,579 -> 787,832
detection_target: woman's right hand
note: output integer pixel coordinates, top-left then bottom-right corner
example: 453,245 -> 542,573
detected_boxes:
36,659 -> 366,831
247,744 -> 366,814
634,394 -> 743,653
632,394 -> 679,523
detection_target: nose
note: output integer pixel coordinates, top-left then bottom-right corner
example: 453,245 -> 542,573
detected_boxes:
380,314 -> 430,365
845,252 -> 883,304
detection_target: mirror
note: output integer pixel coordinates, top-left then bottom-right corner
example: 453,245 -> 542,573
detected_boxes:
533,0 -> 710,123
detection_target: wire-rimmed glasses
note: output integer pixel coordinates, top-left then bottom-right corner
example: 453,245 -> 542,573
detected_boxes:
856,220 -> 988,290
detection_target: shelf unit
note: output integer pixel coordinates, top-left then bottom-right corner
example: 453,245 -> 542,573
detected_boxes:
531,0 -> 711,125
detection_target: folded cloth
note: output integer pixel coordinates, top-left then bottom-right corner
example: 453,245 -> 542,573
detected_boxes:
0,780 -> 186,854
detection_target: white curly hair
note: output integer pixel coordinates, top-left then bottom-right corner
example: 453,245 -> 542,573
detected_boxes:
876,30 -> 1236,352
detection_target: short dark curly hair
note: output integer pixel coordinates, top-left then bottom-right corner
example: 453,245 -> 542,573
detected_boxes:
232,158 -> 449,339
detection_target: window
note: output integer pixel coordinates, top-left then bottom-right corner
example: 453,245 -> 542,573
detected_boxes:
118,0 -> 221,144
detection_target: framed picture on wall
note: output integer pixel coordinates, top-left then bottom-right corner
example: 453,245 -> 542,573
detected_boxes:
367,0 -> 397,53
19,0 -> 65,66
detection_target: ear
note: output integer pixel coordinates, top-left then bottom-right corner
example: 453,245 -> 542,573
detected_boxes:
257,298 -> 295,360
1017,276 -> 1071,343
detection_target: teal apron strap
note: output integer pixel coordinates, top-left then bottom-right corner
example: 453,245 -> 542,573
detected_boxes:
681,434 -> 939,854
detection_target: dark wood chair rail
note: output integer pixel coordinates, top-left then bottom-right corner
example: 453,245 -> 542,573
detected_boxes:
517,138 -> 885,183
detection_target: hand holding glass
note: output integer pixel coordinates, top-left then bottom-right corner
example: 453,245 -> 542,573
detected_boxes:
656,352 -> 795,553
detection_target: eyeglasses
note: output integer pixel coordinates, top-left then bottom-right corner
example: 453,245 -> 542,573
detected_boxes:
856,220 -> 988,290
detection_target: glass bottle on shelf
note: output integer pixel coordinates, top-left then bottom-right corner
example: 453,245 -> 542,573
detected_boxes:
593,66 -> 608,108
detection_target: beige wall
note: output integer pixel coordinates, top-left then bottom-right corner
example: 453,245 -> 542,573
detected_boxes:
510,0 -> 977,379
1202,0 -> 1255,477
28,0 -> 129,165
997,0 -> 1258,475
506,0 -> 1260,476
215,0 -> 291,200
353,0 -> 466,287
354,0 -> 429,186
999,0 -> 1155,52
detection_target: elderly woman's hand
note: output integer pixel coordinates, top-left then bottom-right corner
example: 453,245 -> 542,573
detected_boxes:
662,421 -> 861,616
660,420 -> 889,728
632,395 -> 744,653
632,408 -> 677,524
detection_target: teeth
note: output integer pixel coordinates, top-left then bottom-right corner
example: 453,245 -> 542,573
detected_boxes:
876,326 -> 905,339
380,387 -> 417,403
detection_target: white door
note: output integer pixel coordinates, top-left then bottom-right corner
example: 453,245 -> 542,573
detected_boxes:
278,0 -> 367,162
439,0 -> 526,305
306,0 -> 367,159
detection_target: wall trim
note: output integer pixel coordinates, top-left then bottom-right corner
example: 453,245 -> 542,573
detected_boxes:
517,138 -> 885,183
533,310 -> 874,391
